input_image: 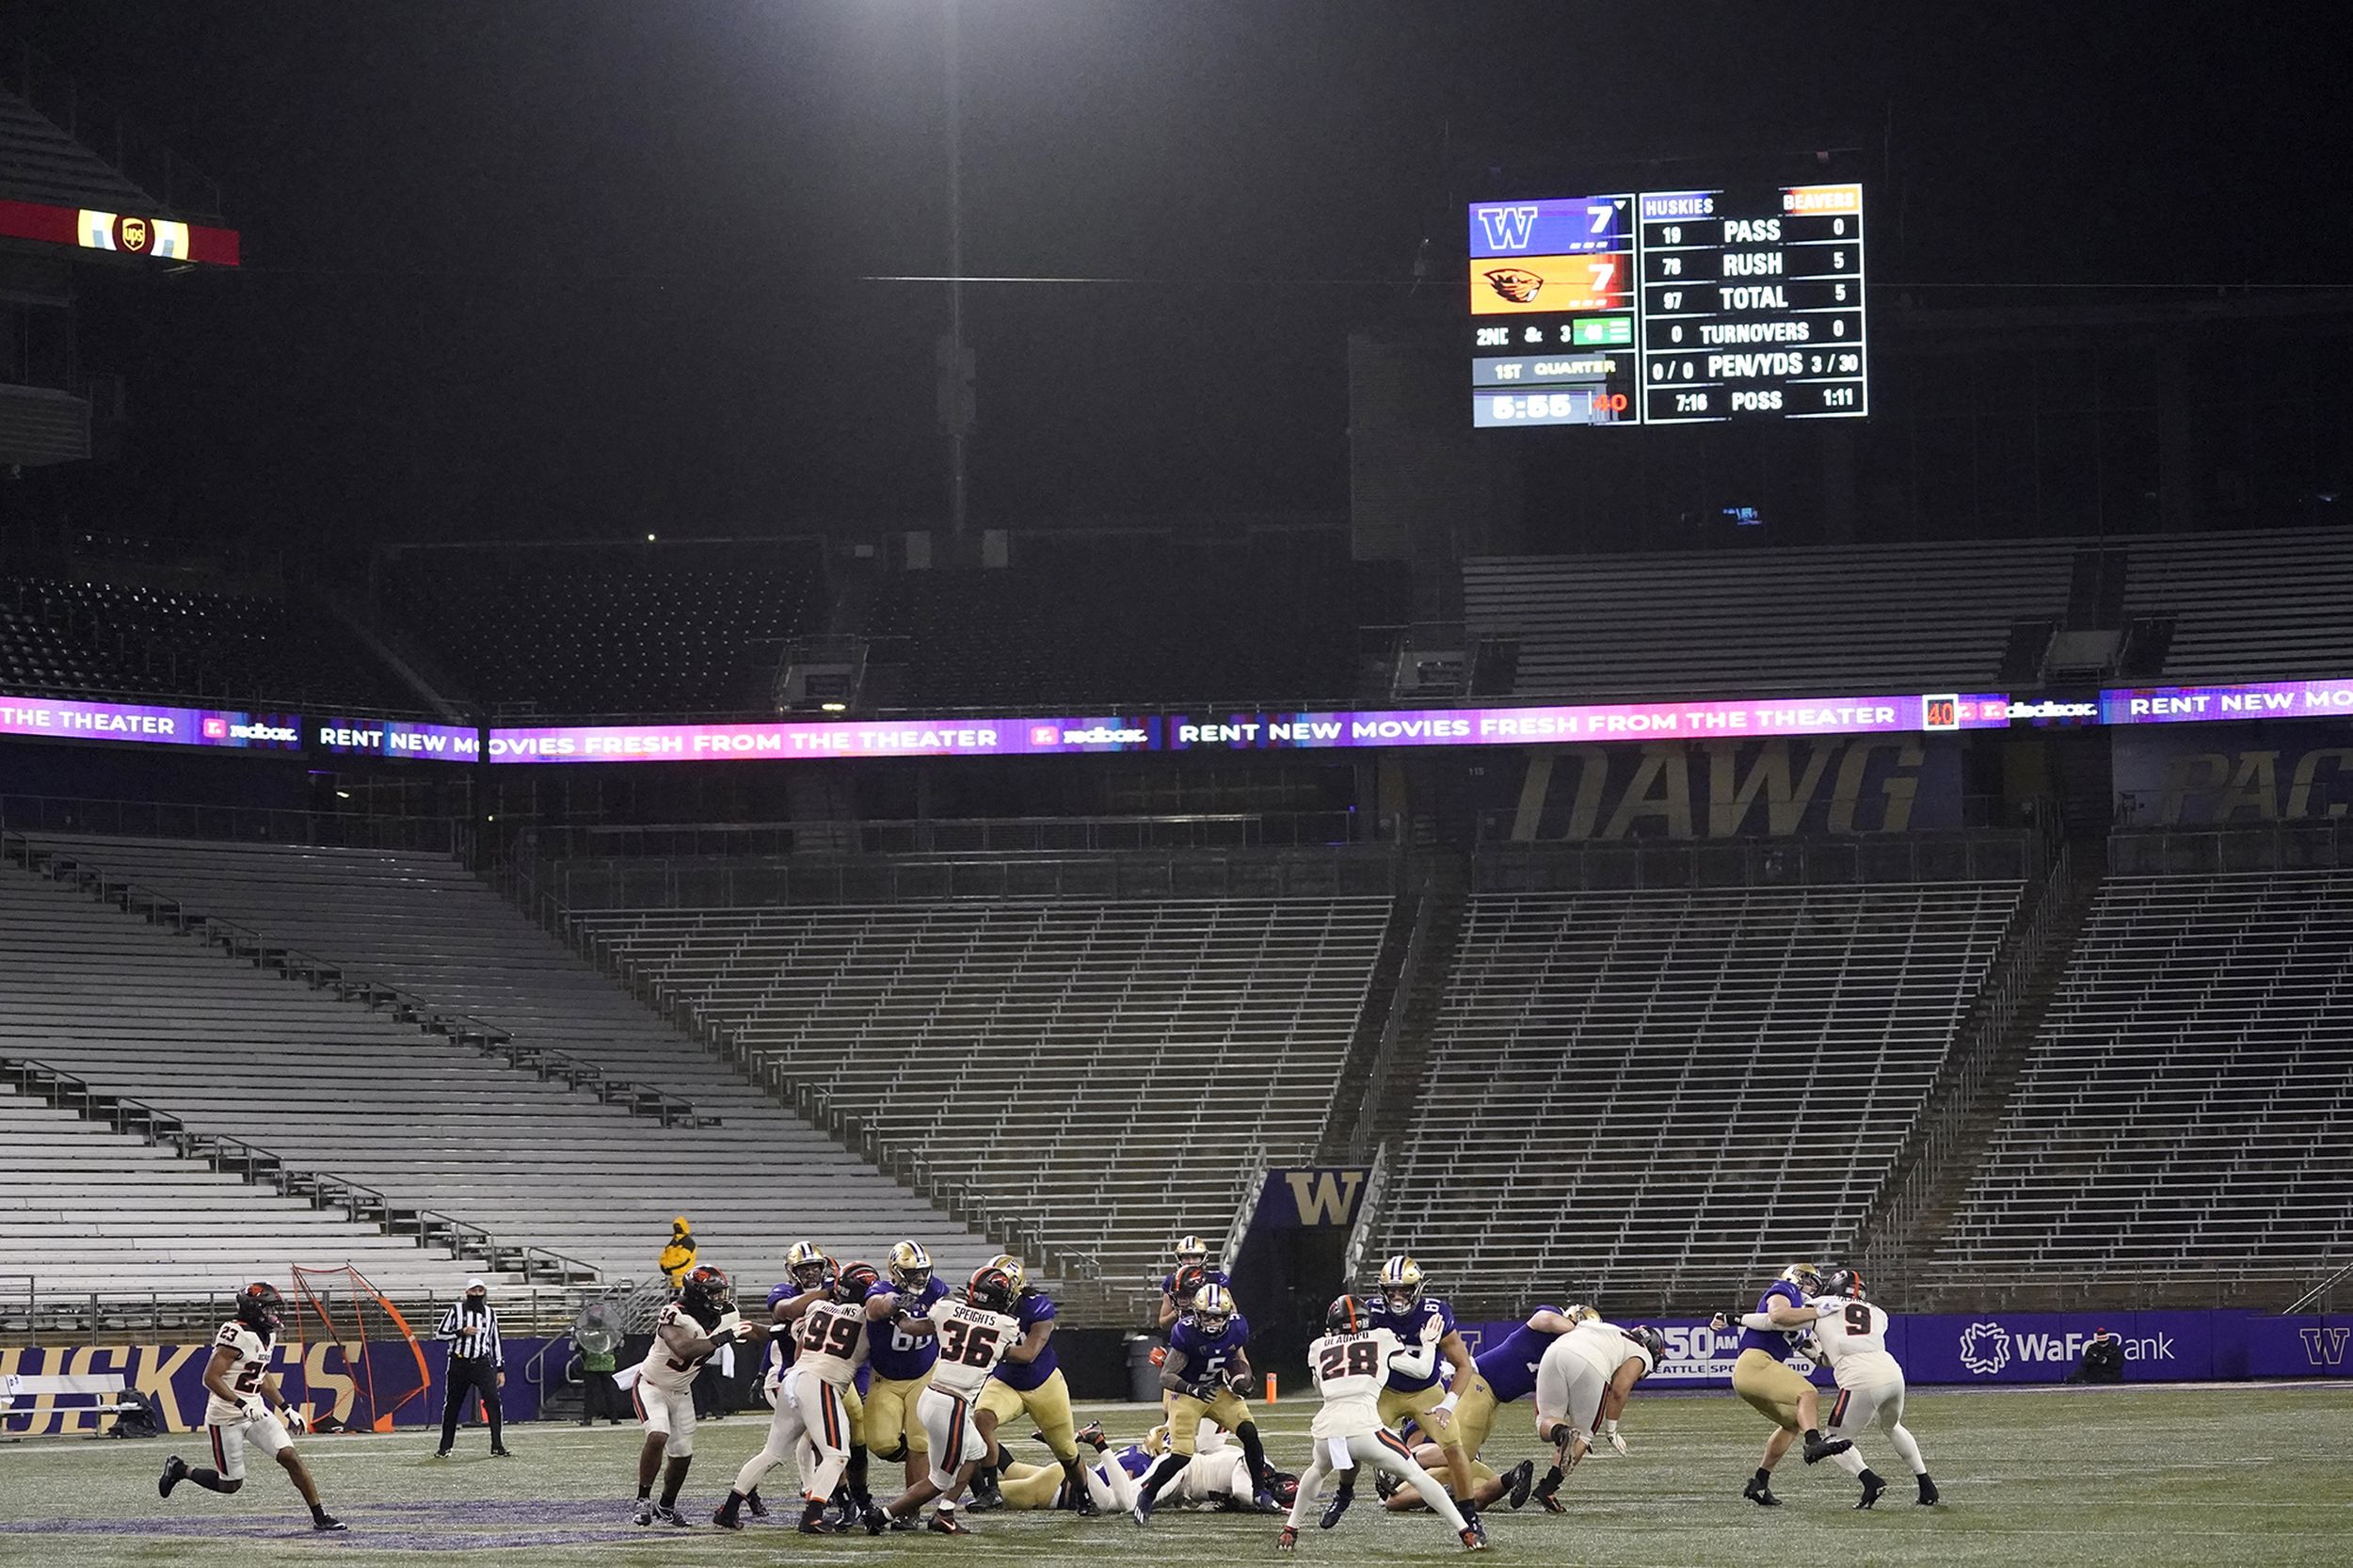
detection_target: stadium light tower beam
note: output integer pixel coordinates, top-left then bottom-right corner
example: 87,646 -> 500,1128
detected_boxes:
937,0 -> 975,536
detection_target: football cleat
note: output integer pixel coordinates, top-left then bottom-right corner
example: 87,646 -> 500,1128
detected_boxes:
1376,1256 -> 1425,1311
712,1499 -> 743,1530
632,1499 -> 657,1527
1373,1468 -> 1399,1501
1460,1517 -> 1489,1550
1857,1471 -> 1888,1510
1505,1459 -> 1535,1510
1071,1485 -> 1100,1518
1917,1474 -> 1941,1506
1319,1480 -> 1353,1529
967,1467 -> 1005,1510
234,1281 -> 287,1335
863,1504 -> 889,1536
888,1240 -> 934,1290
888,1512 -> 920,1531
1743,1476 -> 1781,1507
312,1512 -> 347,1532
744,1489 -> 768,1517
654,1503 -> 691,1528
1277,1526 -> 1299,1552
927,1511 -> 971,1536
159,1455 -> 187,1497
1131,1494 -> 1156,1528
1802,1432 -> 1853,1465
1533,1466 -> 1564,1512
1071,1420 -> 1108,1450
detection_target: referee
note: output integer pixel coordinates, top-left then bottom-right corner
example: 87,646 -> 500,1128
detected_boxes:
433,1277 -> 511,1457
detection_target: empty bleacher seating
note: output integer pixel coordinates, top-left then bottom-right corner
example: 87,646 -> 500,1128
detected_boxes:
1464,540 -> 2079,700
0,1079 -> 459,1299
570,895 -> 1397,1317
2119,528 -> 2353,682
0,574 -> 412,712
1368,882 -> 2022,1312
379,538 -> 823,714
1935,869 -> 2353,1282
1,840 -> 990,1291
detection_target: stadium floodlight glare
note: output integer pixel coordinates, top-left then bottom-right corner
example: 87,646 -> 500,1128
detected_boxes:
645,532 -> 657,541
820,701 -> 848,713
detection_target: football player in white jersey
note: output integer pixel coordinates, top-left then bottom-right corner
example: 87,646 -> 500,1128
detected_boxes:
866,1264 -> 1035,1536
158,1283 -> 343,1531
1529,1319 -> 1662,1508
629,1265 -> 759,1527
716,1256 -> 880,1533
1280,1295 -> 1484,1552
1803,1270 -> 1939,1508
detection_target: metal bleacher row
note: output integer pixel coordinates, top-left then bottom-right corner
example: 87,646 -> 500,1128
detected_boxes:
2,837 -> 990,1296
0,1077 -> 455,1300
1369,882 -> 2024,1313
1936,869 -> 2353,1281
1465,525 -> 2353,701
570,897 -> 1396,1317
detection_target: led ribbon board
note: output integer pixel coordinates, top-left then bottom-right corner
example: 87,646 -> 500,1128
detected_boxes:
5,680 -> 2349,763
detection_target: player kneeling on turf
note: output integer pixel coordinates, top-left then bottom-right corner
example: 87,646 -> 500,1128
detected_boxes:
159,1282 -> 343,1532
1802,1270 -> 1938,1509
1280,1295 -> 1485,1552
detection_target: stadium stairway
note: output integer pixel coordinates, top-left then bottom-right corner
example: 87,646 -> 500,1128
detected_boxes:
0,833 -> 995,1291
1856,849 -> 2106,1296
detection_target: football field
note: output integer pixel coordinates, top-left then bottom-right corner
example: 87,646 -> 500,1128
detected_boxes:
2,1385 -> 2349,1567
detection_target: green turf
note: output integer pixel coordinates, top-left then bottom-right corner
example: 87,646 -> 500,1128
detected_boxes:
3,1387 -> 2350,1567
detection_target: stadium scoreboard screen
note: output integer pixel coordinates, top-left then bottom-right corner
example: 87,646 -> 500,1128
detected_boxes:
1468,183 -> 1865,427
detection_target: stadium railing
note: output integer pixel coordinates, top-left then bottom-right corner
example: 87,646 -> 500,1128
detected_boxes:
508,810 -> 1377,861
0,794 -> 471,857
1471,829 -> 2040,892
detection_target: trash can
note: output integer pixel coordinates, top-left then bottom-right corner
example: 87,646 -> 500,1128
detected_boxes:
1125,1334 -> 1161,1403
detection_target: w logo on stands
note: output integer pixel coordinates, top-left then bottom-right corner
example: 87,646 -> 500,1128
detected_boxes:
2300,1328 -> 2350,1368
1280,1169 -> 1367,1226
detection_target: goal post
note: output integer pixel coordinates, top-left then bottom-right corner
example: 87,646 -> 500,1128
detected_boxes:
288,1265 -> 432,1432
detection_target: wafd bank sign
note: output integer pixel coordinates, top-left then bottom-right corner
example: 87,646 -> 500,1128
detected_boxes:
1453,1312 -> 2353,1387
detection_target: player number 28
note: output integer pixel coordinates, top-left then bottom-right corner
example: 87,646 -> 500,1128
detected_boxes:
1317,1338 -> 1383,1380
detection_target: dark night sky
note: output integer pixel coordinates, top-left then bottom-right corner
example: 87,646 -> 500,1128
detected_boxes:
7,0 -> 2346,549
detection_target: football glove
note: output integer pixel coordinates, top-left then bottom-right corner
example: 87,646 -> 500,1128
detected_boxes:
240,1396 -> 269,1424
281,1406 -> 309,1434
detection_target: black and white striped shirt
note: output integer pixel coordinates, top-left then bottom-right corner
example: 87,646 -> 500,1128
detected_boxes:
438,1301 -> 503,1368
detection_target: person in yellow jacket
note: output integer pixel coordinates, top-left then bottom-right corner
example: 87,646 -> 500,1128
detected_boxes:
660,1218 -> 696,1288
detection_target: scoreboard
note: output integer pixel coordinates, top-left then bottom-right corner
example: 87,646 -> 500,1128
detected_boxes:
1467,182 -> 1865,427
